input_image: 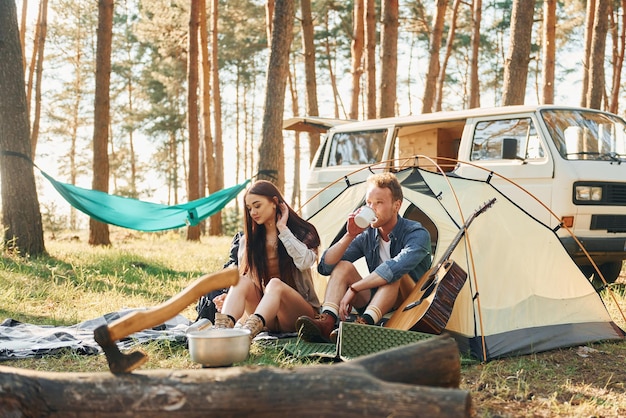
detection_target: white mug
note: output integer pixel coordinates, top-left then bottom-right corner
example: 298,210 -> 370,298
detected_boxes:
354,206 -> 377,228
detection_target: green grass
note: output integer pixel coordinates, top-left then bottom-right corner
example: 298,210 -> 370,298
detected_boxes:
2,230 -> 626,417
0,230 -> 318,372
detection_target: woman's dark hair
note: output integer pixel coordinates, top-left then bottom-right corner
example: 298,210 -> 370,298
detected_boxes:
240,180 -> 320,289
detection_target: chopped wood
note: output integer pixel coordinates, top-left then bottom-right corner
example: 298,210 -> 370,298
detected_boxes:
0,335 -> 470,417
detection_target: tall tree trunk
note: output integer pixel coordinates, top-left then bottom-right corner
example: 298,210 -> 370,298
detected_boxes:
581,0 -> 596,107
19,0 -> 28,72
300,0 -> 320,162
257,0 -> 295,190
436,0 -> 461,111
288,58 -> 301,210
89,0 -> 113,247
235,66 -> 242,186
324,12 -> 341,118
587,0 -> 609,110
67,7 -> 86,230
169,131 -> 179,204
422,0 -> 447,114
29,0 -> 48,156
199,0 -> 213,236
378,0 -> 398,118
349,0 -> 364,120
0,0 -> 45,256
501,0 -> 535,106
469,0 -> 482,108
266,0 -> 275,47
364,0 -> 376,119
25,2 -> 40,116
187,0 -> 201,241
210,0 -> 224,235
608,1 -> 625,113
200,0 -> 215,236
541,0 -> 556,104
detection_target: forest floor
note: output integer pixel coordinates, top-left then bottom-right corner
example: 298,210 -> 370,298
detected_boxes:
461,271 -> 626,417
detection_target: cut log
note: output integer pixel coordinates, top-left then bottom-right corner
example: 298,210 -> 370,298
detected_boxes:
0,335 -> 470,417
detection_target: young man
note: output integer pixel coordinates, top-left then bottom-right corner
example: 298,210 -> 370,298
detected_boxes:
296,172 -> 432,343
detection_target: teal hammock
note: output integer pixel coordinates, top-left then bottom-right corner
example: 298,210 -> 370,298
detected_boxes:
39,170 -> 250,232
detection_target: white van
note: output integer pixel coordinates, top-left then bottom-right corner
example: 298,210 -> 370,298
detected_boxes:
284,105 -> 626,283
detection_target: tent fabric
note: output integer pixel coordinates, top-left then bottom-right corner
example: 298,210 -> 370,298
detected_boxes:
39,170 -> 250,232
307,167 -> 624,361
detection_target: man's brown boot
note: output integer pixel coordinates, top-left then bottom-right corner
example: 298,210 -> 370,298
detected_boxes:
296,313 -> 336,343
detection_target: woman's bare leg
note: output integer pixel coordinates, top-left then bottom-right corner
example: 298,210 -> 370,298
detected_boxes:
221,275 -> 262,323
254,278 -> 316,332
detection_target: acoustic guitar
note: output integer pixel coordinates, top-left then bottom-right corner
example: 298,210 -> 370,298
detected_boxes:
385,198 -> 496,333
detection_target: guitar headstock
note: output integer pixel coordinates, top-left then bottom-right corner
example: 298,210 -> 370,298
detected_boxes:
476,198 -> 497,215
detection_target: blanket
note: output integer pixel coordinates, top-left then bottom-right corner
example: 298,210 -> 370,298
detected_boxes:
0,309 -> 190,361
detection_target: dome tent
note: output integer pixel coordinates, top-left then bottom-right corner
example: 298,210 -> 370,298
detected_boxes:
306,166 -> 624,361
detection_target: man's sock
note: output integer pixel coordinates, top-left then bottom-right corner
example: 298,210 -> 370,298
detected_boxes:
363,305 -> 382,325
321,303 -> 339,321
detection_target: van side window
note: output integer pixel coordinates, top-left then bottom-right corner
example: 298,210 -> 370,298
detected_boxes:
471,118 -> 545,161
327,130 -> 387,166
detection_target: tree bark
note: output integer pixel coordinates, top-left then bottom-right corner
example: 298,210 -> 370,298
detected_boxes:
19,0 -> 28,72
187,0 -> 201,241
436,0 -> 461,111
0,0 -> 45,256
541,0 -> 556,104
422,0 -> 447,113
608,0 -> 626,113
210,0 -> 224,235
0,336 -> 470,417
378,0 -> 398,118
364,0 -> 376,119
200,0 -> 216,236
580,0 -> 596,107
586,0 -> 609,110
501,0 -> 535,106
469,0 -> 482,109
89,0 -> 114,246
257,0 -> 295,190
323,12 -> 341,118
349,0 -> 364,120
288,60 -> 301,209
300,0 -> 321,162
29,0 -> 48,156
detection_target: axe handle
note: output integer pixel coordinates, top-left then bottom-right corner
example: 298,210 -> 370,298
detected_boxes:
107,268 -> 239,342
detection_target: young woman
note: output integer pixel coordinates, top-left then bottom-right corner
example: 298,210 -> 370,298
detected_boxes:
214,180 -> 321,340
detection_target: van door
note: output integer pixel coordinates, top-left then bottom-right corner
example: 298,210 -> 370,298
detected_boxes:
455,115 -> 556,226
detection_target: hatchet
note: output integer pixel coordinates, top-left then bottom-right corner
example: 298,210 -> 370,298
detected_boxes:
94,268 -> 239,374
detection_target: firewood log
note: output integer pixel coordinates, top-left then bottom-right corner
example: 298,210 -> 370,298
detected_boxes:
0,335 -> 470,417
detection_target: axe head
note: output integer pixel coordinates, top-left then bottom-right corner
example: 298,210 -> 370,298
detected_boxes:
94,325 -> 148,374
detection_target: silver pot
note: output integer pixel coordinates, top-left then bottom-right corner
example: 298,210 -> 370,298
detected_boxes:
187,328 -> 251,367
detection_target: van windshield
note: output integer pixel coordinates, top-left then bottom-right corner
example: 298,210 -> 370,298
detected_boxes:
541,109 -> 626,161
327,129 -> 387,166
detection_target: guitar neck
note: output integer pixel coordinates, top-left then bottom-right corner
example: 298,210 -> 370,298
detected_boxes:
432,227 -> 466,273
430,198 -> 496,274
